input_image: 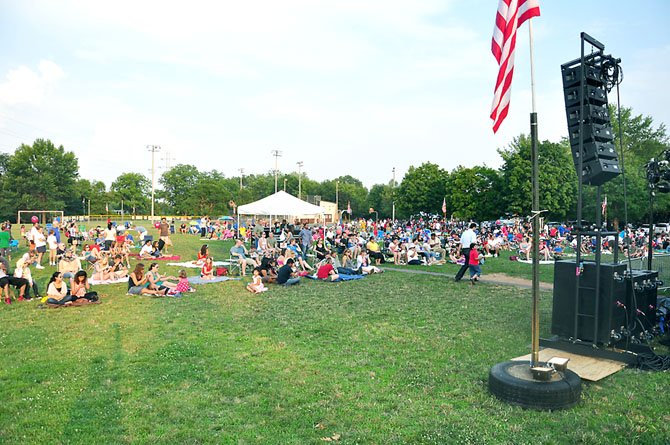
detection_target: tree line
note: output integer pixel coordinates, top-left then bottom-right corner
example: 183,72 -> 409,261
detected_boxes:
0,106 -> 667,224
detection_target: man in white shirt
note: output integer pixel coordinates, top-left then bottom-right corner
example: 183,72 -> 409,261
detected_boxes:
455,223 -> 478,282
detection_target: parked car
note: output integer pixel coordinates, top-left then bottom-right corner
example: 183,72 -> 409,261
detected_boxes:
640,223 -> 670,234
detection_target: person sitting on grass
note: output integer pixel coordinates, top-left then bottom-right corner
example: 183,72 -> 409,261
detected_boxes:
357,250 -> 382,274
194,244 -> 209,266
230,239 -> 258,277
139,239 -> 160,259
519,237 -> 531,260
276,258 -> 300,286
128,263 -> 166,296
111,254 -> 128,279
146,262 -> 178,289
1,261 -> 27,304
92,253 -> 114,282
246,268 -> 269,293
539,239 -> 552,261
316,256 -> 340,282
201,256 -> 215,280
284,248 -> 313,272
259,256 -> 278,283
46,271 -> 76,306
15,251 -> 41,300
59,249 -> 82,280
70,270 -> 98,301
174,270 -> 195,293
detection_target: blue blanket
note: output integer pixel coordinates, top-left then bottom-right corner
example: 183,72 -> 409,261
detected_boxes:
305,273 -> 364,282
187,276 -> 240,285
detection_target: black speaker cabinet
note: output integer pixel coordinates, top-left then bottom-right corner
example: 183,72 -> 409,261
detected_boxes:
552,260 -> 628,344
627,270 -> 658,335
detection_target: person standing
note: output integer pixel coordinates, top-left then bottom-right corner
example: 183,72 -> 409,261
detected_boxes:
455,223 -> 477,282
159,217 -> 172,254
299,224 -> 312,260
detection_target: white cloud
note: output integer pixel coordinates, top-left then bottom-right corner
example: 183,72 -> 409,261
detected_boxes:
0,60 -> 64,106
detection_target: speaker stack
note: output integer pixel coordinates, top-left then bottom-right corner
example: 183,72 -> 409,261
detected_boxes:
551,260 -> 658,345
561,58 -> 621,186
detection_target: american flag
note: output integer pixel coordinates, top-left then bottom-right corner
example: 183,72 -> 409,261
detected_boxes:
602,195 -> 607,215
442,197 -> 447,214
347,201 -> 351,214
490,0 -> 541,133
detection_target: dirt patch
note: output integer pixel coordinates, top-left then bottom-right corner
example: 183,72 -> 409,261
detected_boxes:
484,273 -> 553,291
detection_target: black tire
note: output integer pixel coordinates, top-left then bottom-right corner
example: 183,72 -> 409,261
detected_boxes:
488,361 -> 582,410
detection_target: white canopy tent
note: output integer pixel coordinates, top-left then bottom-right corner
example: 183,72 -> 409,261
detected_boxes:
236,191 -> 326,239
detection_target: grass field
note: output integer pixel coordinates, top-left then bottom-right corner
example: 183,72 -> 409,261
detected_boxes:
1,224 -> 669,444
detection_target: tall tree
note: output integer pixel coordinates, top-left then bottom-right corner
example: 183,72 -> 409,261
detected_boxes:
159,164 -> 201,215
0,139 -> 79,218
396,162 -> 447,217
72,178 -> 108,215
446,166 -> 504,221
110,173 -> 150,214
498,135 -> 577,220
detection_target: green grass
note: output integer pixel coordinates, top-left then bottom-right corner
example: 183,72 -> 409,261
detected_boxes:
1,225 -> 669,444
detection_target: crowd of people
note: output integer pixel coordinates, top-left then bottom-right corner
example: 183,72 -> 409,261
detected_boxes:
3,210 -> 669,305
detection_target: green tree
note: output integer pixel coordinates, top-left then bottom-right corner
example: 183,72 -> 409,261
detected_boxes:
498,135 -> 577,220
0,139 -> 79,218
367,183 -> 394,218
396,162 -> 447,217
72,178 -> 108,215
110,173 -> 150,214
446,166 -> 503,221
159,164 -> 201,215
588,106 -> 669,225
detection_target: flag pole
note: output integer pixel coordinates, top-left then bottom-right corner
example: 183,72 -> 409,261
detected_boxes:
528,18 -> 541,367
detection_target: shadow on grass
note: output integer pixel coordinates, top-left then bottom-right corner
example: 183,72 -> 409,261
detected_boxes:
61,323 -> 126,443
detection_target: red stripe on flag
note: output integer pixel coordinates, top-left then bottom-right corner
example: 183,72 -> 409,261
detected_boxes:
490,0 -> 540,133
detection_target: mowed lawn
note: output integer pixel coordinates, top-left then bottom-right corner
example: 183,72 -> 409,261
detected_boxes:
1,225 -> 668,444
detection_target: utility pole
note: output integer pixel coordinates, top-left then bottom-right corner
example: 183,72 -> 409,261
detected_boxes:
284,178 -> 287,191
239,168 -> 244,190
336,180 -> 339,212
160,151 -> 175,170
297,161 -> 304,199
271,149 -> 282,193
147,144 -> 161,221
392,167 -> 396,222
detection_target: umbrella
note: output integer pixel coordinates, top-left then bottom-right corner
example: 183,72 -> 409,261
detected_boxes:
136,226 -> 147,233
219,216 -> 234,221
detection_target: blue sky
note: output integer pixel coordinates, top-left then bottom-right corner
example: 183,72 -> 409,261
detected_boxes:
0,0 -> 668,189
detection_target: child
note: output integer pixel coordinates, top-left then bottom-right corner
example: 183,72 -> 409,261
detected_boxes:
47,229 -> 58,266
246,268 -> 268,293
468,242 -> 482,284
201,256 -> 214,280
174,269 -> 195,293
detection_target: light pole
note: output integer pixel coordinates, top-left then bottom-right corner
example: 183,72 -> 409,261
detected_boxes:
271,149 -> 282,193
239,168 -> 244,190
297,161 -> 304,199
283,178 -> 287,191
147,144 -> 161,221
335,180 -> 339,212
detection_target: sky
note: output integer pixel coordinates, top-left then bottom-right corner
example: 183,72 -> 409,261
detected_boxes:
0,0 -> 668,190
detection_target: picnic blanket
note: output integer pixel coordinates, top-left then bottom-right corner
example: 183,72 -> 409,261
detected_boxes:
305,273 -> 365,282
89,276 -> 129,285
517,259 -> 555,265
167,261 -> 230,268
187,276 -> 240,285
129,253 -> 181,261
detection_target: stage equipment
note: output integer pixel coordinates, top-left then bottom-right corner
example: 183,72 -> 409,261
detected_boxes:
551,261 -> 660,345
561,42 -> 622,186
